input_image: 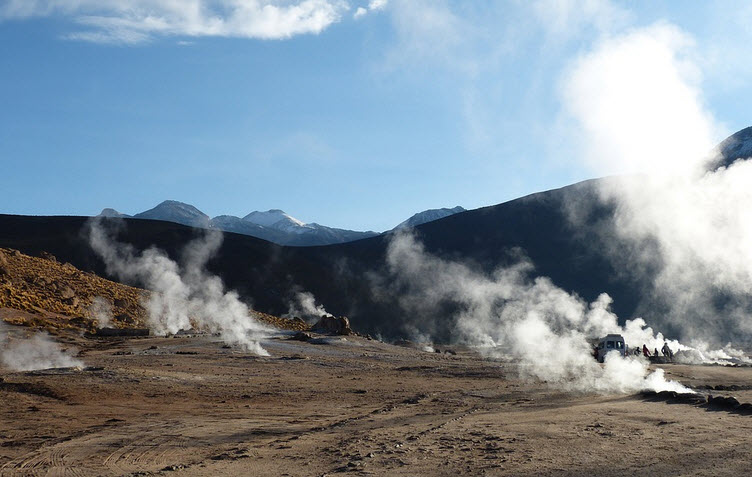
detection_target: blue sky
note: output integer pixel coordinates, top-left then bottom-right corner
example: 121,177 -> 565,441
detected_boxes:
2,1 -> 752,231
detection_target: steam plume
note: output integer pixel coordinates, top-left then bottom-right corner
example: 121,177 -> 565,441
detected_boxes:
562,23 -> 752,346
88,296 -> 113,329
87,218 -> 270,355
0,323 -> 83,371
383,232 -> 692,394
284,291 -> 329,322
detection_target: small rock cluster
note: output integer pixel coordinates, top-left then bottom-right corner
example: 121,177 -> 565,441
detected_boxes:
641,389 -> 752,413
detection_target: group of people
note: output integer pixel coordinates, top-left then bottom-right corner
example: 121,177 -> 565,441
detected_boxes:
639,342 -> 674,360
597,340 -> 675,362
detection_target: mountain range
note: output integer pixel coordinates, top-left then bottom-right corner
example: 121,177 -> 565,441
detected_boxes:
2,127 -> 751,343
98,203 -> 465,246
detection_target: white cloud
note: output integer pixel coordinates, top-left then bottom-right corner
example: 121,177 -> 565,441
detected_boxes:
533,0 -> 630,38
380,0 -> 492,76
368,0 -> 387,11
0,0 -> 349,43
353,0 -> 386,19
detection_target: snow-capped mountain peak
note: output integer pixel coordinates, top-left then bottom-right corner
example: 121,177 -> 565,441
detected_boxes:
99,201 -> 466,246
242,209 -> 309,233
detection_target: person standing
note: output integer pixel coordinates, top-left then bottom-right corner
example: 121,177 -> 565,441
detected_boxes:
661,342 -> 673,361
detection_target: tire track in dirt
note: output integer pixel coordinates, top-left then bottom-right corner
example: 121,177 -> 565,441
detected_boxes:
1,440 -> 92,477
231,390 -> 485,476
1,421 -> 193,477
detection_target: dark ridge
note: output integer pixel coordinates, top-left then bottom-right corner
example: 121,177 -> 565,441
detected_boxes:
3,123 -> 752,343
0,177 -> 637,342
715,126 -> 752,169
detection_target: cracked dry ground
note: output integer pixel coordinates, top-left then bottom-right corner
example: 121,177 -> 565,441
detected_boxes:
1,334 -> 752,476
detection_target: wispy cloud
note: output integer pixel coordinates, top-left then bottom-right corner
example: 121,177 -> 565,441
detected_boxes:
380,0 -> 483,75
354,0 -> 386,19
0,0 -> 350,44
532,0 -> 631,39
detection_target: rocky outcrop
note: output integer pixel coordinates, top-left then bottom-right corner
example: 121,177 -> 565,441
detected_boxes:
0,250 -> 9,278
312,315 -> 353,335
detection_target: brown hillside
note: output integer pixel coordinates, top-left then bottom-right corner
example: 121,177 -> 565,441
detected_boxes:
0,248 -> 307,333
0,247 -> 147,332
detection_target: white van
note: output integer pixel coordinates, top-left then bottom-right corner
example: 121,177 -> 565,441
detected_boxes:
595,334 -> 627,363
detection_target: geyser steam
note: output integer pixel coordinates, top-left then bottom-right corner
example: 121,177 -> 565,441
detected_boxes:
383,232 -> 691,394
87,218 -> 270,355
284,291 -> 329,322
89,296 -> 113,329
562,23 -> 752,345
0,323 -> 84,371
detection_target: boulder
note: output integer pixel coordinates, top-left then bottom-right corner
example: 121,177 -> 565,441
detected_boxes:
656,390 -> 677,401
39,251 -> 57,262
291,331 -> 313,341
312,315 -> 352,335
672,393 -> 706,405
60,286 -> 76,300
708,395 -> 740,410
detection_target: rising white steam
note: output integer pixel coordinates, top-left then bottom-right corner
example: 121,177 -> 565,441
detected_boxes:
0,324 -> 84,371
404,325 -> 435,352
89,296 -> 113,329
561,22 -> 720,177
562,22 -> 752,345
384,232 -> 691,394
284,291 -> 329,322
87,218 -> 270,355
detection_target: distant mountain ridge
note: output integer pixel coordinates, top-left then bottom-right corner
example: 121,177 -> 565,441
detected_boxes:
395,206 -> 465,229
97,202 -> 465,246
6,126 -> 752,343
134,200 -> 210,229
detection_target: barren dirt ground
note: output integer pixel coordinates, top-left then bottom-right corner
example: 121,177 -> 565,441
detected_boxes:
1,331 -> 752,477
